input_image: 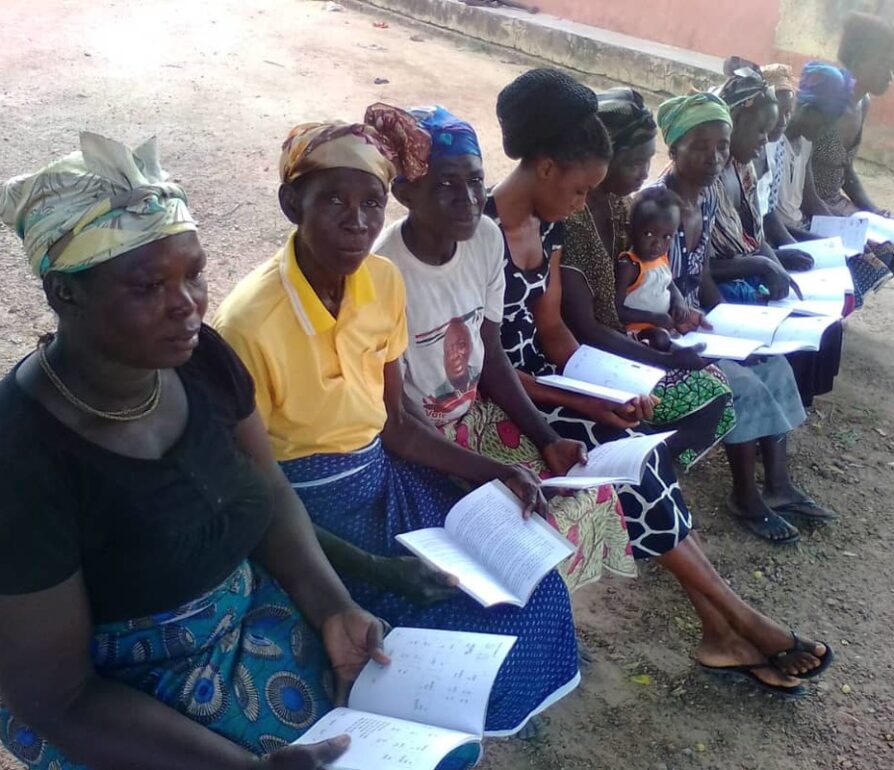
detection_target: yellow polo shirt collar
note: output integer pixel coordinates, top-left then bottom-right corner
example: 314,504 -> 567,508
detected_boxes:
279,232 -> 377,335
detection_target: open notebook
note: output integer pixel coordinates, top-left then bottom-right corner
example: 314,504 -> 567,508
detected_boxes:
536,346 -> 665,404
540,431 -> 675,489
293,628 -> 516,770
397,481 -> 574,608
810,215 -> 869,254
677,304 -> 836,359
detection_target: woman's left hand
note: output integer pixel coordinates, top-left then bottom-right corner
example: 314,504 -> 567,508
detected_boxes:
321,606 -> 390,705
542,438 -> 588,475
498,464 -> 548,519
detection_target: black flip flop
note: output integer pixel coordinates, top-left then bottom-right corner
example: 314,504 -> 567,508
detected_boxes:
699,662 -> 808,699
769,633 -> 835,681
770,498 -> 839,523
727,498 -> 801,545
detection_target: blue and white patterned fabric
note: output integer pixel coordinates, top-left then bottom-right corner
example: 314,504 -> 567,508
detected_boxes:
280,437 -> 580,737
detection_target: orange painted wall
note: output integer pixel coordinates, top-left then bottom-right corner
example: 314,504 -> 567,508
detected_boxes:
533,0 -> 780,61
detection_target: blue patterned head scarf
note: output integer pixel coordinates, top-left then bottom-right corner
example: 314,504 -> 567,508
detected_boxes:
408,106 -> 482,163
797,62 -> 855,117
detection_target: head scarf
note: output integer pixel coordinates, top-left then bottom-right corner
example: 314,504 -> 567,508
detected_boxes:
761,63 -> 796,94
0,133 -> 195,278
717,63 -> 777,111
657,93 -> 733,148
594,88 -> 657,153
407,106 -> 482,163
797,61 -> 856,117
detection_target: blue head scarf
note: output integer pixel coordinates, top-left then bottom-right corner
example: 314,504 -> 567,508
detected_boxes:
797,62 -> 855,117
409,106 -> 482,162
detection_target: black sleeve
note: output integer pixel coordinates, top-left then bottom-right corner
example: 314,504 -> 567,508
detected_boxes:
0,455 -> 81,595
186,325 -> 257,422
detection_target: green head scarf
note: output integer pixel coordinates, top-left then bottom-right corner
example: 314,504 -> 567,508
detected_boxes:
656,93 -> 733,148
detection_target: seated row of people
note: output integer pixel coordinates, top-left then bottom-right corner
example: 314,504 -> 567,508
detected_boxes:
4,38 -> 885,769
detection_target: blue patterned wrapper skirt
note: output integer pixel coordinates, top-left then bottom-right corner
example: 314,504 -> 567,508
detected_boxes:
280,437 -> 581,737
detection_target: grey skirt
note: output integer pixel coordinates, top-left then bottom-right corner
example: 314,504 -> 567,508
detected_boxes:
716,356 -> 807,444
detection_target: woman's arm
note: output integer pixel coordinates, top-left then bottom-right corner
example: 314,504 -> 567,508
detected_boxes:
379,360 -> 546,515
802,161 -> 834,219
615,258 -> 674,329
0,576 -> 343,770
841,101 -> 882,212
698,247 -> 725,311
478,319 -> 559,451
531,249 -> 582,369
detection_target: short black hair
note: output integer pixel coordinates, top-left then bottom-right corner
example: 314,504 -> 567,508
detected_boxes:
838,11 -> 894,69
496,68 -> 612,165
630,187 -> 683,233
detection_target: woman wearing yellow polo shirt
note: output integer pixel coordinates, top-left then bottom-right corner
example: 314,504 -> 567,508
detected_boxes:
214,115 -> 606,736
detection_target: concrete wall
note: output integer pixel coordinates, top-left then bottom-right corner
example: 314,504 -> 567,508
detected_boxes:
533,0 -> 780,61
533,0 -> 894,166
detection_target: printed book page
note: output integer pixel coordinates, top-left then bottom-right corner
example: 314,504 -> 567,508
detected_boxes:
768,295 -> 844,318
853,211 -> 894,245
445,481 -> 575,604
756,315 -> 839,355
395,528 -> 520,608
792,266 -> 853,302
541,432 -> 675,488
535,373 -> 637,404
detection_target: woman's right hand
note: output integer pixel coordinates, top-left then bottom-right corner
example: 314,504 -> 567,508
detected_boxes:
575,394 -> 643,429
498,463 -> 548,518
760,257 -> 797,300
260,736 -> 351,769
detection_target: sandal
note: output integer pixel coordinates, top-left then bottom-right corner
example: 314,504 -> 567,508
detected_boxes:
727,497 -> 800,545
769,632 -> 835,681
770,498 -> 839,523
699,661 -> 807,698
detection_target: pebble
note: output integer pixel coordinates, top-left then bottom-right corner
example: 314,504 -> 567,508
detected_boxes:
695,742 -> 707,753
841,683 -> 853,694
753,569 -> 764,580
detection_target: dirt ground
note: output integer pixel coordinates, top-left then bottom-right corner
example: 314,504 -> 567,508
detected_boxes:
1,1 -> 893,769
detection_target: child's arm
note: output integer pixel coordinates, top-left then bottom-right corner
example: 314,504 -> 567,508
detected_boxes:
615,257 -> 674,329
668,281 -> 689,326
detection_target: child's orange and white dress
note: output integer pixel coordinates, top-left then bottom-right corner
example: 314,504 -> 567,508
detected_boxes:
620,250 -> 674,333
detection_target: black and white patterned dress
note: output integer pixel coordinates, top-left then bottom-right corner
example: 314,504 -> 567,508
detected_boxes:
484,195 -> 691,559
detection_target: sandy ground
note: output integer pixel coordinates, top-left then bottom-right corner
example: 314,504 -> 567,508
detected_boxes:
1,2 -> 893,769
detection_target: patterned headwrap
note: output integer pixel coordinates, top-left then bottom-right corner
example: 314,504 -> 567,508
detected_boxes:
657,92 -> 733,148
797,61 -> 856,117
0,133 -> 195,278
761,63 -> 796,94
595,88 -> 657,153
717,62 -> 777,111
407,106 -> 482,163
279,105 -> 431,190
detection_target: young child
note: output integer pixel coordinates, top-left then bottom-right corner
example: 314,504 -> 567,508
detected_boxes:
615,187 -> 688,350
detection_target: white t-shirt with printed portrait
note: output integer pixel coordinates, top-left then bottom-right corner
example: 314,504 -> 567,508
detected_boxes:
374,216 -> 506,425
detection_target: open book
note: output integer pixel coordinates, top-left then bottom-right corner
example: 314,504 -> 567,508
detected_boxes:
293,627 -> 517,770
678,304 -> 836,358
853,211 -> 894,245
755,314 -> 841,355
540,431 -> 675,489
769,264 -> 851,318
810,215 -> 869,254
396,481 -> 574,608
778,237 -> 848,269
536,346 -> 665,404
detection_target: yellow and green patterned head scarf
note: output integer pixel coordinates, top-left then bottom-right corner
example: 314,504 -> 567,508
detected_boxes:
656,92 -> 733,149
0,132 -> 195,278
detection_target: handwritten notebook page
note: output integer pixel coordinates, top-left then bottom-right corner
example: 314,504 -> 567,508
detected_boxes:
703,304 -> 791,344
563,345 -> 665,395
778,237 -> 848,269
349,628 -> 516,735
293,708 -> 476,770
445,481 -> 574,603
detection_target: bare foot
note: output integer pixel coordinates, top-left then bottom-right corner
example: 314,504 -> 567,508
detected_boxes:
741,618 -> 828,677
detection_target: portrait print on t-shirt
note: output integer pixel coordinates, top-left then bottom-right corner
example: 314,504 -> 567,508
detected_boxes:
419,308 -> 484,423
